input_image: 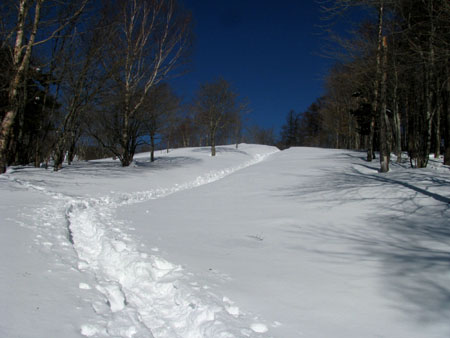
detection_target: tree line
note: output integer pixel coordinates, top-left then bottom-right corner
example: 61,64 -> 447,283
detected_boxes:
0,0 -> 249,173
278,0 -> 450,171
5,1 -> 447,174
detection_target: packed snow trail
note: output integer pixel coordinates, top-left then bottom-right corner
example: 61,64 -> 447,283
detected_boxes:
6,147 -> 277,338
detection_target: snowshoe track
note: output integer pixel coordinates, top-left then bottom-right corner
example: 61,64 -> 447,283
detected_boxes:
12,150 -> 277,337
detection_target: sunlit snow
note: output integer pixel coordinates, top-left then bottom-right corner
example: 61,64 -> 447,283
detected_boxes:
1,144 -> 449,338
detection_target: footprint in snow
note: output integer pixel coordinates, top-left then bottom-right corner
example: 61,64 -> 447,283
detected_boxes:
79,283 -> 91,290
222,296 -> 240,317
225,305 -> 239,317
250,323 -> 268,333
271,321 -> 282,327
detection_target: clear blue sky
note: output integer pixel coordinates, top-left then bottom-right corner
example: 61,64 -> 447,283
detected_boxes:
170,0 -> 332,135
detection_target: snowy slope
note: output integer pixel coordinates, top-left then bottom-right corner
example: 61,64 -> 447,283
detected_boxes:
119,148 -> 450,338
1,145 -> 450,338
1,145 -> 277,338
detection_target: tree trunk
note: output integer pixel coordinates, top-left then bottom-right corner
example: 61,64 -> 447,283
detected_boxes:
416,0 -> 436,168
434,91 -> 441,158
150,133 -> 155,162
14,96 -> 26,165
0,0 -> 43,173
34,136 -> 41,168
367,117 -> 375,162
420,65 -> 433,168
392,61 -> 402,163
67,133 -> 77,165
121,108 -> 132,166
53,136 -> 66,171
444,62 -> 450,165
379,35 -> 390,173
374,2 -> 390,172
210,130 -> 216,156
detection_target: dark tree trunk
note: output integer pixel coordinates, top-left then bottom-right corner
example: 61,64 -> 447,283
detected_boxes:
120,107 -> 133,166
433,90 -> 441,158
121,151 -> 133,167
150,133 -> 155,162
444,63 -> 450,165
373,2 -> 390,172
210,130 -> 216,156
392,61 -> 402,163
379,35 -> 390,173
67,134 -> 77,165
367,114 -> 375,162
415,0 -> 436,168
34,137 -> 41,168
53,138 -> 66,171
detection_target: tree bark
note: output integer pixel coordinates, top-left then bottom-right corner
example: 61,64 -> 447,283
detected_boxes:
444,62 -> 450,165
434,83 -> 441,158
374,2 -> 390,172
392,56 -> 402,163
367,116 -> 375,161
379,34 -> 390,173
67,135 -> 76,165
210,130 -> 216,156
53,137 -> 66,171
0,0 -> 43,173
416,0 -> 436,168
150,133 -> 155,162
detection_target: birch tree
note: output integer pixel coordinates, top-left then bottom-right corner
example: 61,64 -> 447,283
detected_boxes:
0,0 -> 89,173
94,0 -> 192,166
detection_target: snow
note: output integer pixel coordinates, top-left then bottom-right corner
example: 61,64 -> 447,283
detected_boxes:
1,144 -> 450,338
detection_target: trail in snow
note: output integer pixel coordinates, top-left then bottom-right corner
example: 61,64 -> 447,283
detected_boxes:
4,147 -> 450,338
11,149 -> 277,338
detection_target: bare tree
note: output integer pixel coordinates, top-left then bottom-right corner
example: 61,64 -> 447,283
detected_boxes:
0,0 -> 89,173
193,78 -> 246,156
140,83 -> 180,162
247,125 -> 276,146
93,0 -> 192,166
175,113 -> 197,148
375,1 -> 390,172
52,18 -> 109,171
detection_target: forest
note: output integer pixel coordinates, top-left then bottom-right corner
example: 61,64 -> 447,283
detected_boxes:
1,0 -> 450,174
279,0 -> 450,172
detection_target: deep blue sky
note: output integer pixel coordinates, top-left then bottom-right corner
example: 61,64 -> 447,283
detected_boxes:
170,0 -> 332,135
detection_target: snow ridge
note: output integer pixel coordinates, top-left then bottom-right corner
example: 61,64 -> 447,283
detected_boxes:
61,150 -> 276,337
103,152 -> 275,206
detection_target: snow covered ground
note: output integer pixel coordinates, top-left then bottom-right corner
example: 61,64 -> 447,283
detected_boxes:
1,144 -> 449,338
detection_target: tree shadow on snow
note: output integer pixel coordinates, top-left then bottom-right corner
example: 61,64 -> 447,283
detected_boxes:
133,156 -> 202,170
56,156 -> 202,178
279,155 -> 450,327
356,197 -> 450,325
337,169 -> 449,325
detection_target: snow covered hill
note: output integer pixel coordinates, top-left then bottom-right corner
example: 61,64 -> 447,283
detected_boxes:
1,145 -> 449,338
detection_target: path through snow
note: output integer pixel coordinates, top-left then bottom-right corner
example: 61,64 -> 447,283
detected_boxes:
3,146 -> 450,338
